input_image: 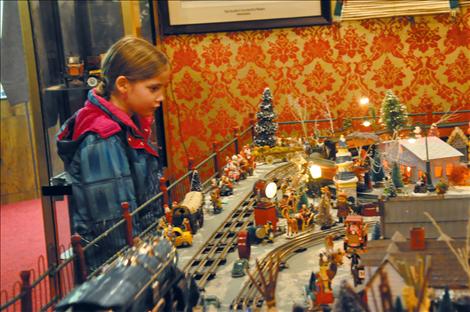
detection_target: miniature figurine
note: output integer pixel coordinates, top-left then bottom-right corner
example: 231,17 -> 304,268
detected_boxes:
210,189 -> 223,214
182,217 -> 192,233
413,174 -> 427,193
264,221 -> 274,243
299,204 -> 314,231
164,203 -> 172,224
219,175 -> 234,196
286,216 -> 299,238
336,191 -> 352,223
157,218 -> 168,236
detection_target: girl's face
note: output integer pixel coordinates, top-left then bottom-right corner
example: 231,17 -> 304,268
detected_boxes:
125,68 -> 171,117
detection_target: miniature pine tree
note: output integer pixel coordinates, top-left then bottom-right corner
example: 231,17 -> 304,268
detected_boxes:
333,280 -> 366,312
190,170 -> 202,192
391,162 -> 404,188
371,151 -> 385,183
380,90 -> 408,138
394,297 -> 404,312
254,88 -> 278,147
384,176 -> 397,198
372,222 -> 381,240
438,287 -> 454,312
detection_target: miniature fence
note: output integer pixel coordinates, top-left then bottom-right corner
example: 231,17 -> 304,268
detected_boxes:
1,109 -> 468,311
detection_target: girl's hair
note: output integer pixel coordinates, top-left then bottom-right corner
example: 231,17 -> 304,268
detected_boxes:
96,36 -> 169,98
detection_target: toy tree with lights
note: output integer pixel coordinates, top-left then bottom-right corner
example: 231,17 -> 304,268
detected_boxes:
254,88 -> 278,147
380,90 -> 408,139
391,162 -> 404,188
190,170 -> 202,192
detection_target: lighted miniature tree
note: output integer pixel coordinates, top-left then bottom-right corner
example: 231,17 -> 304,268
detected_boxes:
316,194 -> 334,229
391,162 -> 404,188
394,297 -> 404,312
380,90 -> 408,139
190,169 -> 202,192
254,88 -> 278,147
333,280 -> 367,312
372,222 -> 381,240
371,151 -> 385,185
383,176 -> 397,198
438,287 -> 455,312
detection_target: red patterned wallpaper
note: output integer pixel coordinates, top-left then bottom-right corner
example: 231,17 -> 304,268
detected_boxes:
160,8 -> 470,176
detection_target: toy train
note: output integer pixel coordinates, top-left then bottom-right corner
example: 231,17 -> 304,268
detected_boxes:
172,191 -> 204,234
55,237 -> 200,312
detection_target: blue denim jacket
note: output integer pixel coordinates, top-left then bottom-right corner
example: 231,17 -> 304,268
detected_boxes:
57,90 -> 163,242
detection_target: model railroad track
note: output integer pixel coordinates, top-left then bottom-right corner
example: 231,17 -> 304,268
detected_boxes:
183,163 -> 298,289
231,221 -> 377,311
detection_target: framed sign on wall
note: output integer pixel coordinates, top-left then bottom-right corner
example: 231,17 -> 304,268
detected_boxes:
157,0 -> 331,35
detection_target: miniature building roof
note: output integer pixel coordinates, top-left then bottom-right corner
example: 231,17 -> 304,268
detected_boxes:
447,127 -> 469,147
362,239 -> 468,289
345,215 -> 363,222
399,136 -> 463,161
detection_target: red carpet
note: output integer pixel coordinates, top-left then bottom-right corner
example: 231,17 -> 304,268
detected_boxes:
0,197 -> 71,302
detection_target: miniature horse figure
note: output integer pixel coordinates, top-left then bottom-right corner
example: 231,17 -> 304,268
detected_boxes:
326,249 -> 345,281
286,216 -> 299,238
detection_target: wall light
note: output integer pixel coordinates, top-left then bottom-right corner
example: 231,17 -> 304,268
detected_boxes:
309,164 -> 322,179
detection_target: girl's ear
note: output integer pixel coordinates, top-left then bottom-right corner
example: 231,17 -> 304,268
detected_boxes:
115,75 -> 129,95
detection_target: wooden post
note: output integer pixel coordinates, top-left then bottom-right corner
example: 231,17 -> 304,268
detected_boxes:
121,202 -> 133,247
249,113 -> 256,143
213,141 -> 221,178
20,271 -> 32,312
160,177 -> 169,206
188,156 -> 194,187
71,234 -> 88,284
233,127 -> 240,155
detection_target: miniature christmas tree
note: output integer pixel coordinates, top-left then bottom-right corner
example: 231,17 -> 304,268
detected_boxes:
384,176 -> 397,198
380,90 -> 408,138
394,297 -> 404,312
254,88 -> 278,147
333,280 -> 367,312
438,287 -> 455,312
371,151 -> 385,185
372,222 -> 381,240
391,162 -> 404,188
316,188 -> 335,228
190,169 -> 202,192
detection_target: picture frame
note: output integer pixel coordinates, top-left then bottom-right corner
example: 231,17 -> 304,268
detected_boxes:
157,0 -> 331,36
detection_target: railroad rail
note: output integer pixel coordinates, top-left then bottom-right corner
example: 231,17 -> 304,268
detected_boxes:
183,163 -> 299,289
231,221 -> 377,311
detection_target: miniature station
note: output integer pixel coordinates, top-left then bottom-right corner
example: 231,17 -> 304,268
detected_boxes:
54,87 -> 470,312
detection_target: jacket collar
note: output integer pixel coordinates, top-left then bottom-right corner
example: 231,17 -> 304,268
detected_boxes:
87,89 -> 153,140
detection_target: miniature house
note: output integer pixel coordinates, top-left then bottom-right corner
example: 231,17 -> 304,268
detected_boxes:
447,127 -> 469,164
362,229 -> 468,312
334,136 -> 358,201
379,136 -> 463,184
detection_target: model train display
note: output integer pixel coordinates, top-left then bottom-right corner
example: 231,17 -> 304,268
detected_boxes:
55,237 -> 200,312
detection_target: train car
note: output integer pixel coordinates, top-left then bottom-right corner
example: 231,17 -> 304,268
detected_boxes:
172,191 -> 204,234
343,215 -> 368,252
55,238 -> 200,312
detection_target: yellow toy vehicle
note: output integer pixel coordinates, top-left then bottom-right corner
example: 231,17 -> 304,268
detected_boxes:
165,226 -> 193,247
252,145 -> 303,164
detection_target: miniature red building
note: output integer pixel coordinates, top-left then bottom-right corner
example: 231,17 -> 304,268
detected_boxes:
254,201 -> 278,231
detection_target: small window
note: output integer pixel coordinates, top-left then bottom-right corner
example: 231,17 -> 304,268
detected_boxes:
446,163 -> 453,176
434,166 -> 442,178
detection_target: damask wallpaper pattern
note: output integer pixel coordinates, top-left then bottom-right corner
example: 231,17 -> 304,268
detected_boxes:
160,7 -> 469,176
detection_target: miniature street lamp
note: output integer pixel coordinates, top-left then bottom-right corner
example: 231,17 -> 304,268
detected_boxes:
309,164 -> 322,196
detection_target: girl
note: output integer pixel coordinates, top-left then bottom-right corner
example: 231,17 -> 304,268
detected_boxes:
57,37 -> 170,264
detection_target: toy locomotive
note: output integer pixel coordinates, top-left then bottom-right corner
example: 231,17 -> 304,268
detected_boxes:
55,237 -> 199,312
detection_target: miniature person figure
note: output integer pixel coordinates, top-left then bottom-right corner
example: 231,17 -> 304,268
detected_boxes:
164,225 -> 175,242
318,253 -> 331,291
287,216 -> 299,238
336,191 -> 352,223
210,189 -> 223,214
157,218 -> 168,236
219,174 -> 233,196
164,203 -> 172,224
300,204 -> 314,231
182,217 -> 192,233
264,221 -> 274,243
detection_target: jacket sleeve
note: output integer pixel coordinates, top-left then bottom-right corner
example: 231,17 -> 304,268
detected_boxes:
69,134 -> 137,237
